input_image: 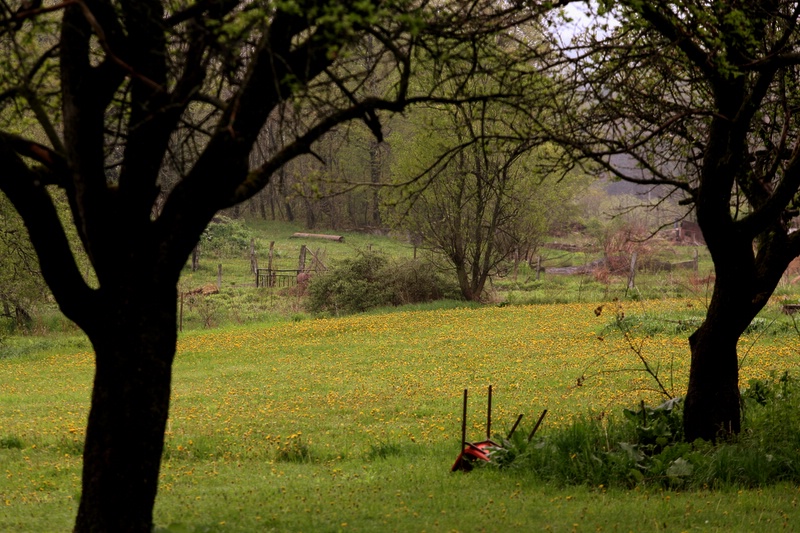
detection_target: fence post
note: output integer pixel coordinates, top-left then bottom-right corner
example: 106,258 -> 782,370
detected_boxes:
217,263 -> 222,289
298,244 -> 307,273
250,238 -> 258,275
627,252 -> 637,290
268,241 -> 275,287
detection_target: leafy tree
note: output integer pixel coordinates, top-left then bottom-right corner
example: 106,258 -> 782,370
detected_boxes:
543,1 -> 800,441
387,99 -> 579,300
0,0 -> 563,529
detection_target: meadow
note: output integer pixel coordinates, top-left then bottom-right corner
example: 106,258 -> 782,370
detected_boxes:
2,298 -> 800,531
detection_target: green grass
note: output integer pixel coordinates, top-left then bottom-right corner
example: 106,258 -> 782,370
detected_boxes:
181,219 -> 417,291
3,300 -> 800,531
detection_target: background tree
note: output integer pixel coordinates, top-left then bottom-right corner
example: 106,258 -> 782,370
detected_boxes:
0,0 -> 563,530
0,193 -> 46,329
540,1 -> 800,441
387,98 -> 580,300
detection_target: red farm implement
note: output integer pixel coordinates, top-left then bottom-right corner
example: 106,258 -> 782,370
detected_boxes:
451,385 -> 547,472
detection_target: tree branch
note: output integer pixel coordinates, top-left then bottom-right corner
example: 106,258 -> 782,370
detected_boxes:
0,137 -> 95,326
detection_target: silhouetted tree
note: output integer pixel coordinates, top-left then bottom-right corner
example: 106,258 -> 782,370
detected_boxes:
0,0 -> 565,529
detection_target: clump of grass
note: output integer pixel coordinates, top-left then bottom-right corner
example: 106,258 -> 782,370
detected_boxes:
162,437 -> 221,462
0,434 -> 24,449
55,437 -> 84,456
743,316 -> 797,336
600,312 -> 704,336
0,334 -> 91,359
274,434 -> 313,463
365,440 -> 404,461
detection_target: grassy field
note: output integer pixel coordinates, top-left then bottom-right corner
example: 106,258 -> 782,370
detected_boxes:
157,217 -> 735,331
3,299 -> 800,531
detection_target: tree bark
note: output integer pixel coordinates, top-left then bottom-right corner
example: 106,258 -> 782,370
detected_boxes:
684,320 -> 741,442
74,287 -> 177,532
369,139 -> 382,226
682,227 -> 788,441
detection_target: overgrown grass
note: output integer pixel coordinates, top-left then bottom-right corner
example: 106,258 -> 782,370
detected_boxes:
0,333 -> 91,360
480,373 -> 800,491
600,309 -> 800,338
3,300 -> 800,530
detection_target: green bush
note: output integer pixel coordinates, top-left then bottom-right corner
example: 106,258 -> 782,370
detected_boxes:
199,216 -> 254,257
481,375 -> 800,490
307,250 -> 451,315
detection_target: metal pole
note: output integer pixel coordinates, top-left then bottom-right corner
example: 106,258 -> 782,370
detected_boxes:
527,409 -> 548,442
486,384 -> 492,440
461,389 -> 468,456
507,414 -> 524,439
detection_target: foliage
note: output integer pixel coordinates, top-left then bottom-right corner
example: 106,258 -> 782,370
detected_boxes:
484,375 -> 800,490
0,193 -> 47,331
306,249 -> 450,315
621,397 -> 683,454
386,97 -> 588,300
199,216 -> 255,257
742,371 -> 794,411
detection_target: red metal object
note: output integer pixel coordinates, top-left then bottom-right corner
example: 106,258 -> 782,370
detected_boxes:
451,386 -> 502,472
451,386 -> 545,472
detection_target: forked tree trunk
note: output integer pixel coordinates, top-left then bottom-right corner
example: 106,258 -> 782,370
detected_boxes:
681,250 -> 754,443
74,287 -> 177,532
682,252 -> 783,441
455,264 -> 475,301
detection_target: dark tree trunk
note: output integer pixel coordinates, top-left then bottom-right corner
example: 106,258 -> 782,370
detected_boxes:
304,197 -> 316,229
259,189 -> 268,220
455,261 -> 484,302
369,139 -> 382,227
278,168 -> 294,222
74,286 -> 177,532
684,321 -> 742,442
682,226 -> 789,441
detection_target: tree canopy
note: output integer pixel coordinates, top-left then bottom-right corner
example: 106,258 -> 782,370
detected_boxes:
6,0 -> 800,529
0,0 -> 566,530
540,0 -> 800,440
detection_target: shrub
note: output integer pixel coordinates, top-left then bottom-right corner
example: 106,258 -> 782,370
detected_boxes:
199,216 -> 254,257
307,250 -> 452,315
